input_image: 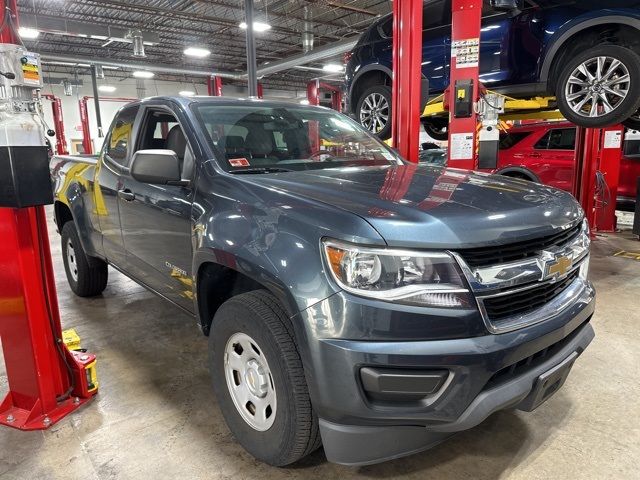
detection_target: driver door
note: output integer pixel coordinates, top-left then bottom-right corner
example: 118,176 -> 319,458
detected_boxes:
118,105 -> 196,311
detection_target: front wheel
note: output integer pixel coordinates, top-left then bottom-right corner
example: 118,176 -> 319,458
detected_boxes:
556,45 -> 640,128
208,290 -> 320,466
356,85 -> 392,140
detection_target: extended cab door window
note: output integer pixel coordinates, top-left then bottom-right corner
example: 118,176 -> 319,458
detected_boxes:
104,105 -> 140,167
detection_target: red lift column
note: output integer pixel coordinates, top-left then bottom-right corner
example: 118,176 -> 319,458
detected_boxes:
43,94 -> 69,155
446,0 -> 483,170
207,76 -> 223,96
391,0 -> 423,163
1,2 -> 96,431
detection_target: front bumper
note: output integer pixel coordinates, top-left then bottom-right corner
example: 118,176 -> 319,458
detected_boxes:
296,280 -> 595,465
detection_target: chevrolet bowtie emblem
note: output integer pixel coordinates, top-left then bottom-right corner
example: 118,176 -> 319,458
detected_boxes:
545,255 -> 572,279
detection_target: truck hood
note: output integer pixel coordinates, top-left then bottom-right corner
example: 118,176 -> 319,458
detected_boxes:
237,164 -> 583,249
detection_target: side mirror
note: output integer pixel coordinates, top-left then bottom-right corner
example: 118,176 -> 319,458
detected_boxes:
130,149 -> 186,185
489,0 -> 520,11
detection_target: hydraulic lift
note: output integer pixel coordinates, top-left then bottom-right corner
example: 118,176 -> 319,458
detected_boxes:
306,79 -> 343,111
0,0 -> 97,431
391,0 -> 625,234
42,94 -> 69,155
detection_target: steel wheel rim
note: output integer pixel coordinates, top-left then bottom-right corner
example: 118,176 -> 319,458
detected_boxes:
224,332 -> 277,431
359,92 -> 389,133
66,238 -> 78,282
565,55 -> 631,118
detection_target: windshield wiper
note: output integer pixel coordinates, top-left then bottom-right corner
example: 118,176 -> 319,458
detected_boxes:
230,167 -> 292,174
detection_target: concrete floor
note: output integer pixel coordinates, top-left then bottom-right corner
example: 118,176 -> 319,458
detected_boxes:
1,209 -> 639,480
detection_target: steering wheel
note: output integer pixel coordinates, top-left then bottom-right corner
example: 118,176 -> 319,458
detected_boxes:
308,150 -> 334,162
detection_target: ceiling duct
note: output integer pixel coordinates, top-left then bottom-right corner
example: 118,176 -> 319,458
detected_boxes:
302,6 -> 314,54
19,14 -> 159,45
129,30 -> 146,57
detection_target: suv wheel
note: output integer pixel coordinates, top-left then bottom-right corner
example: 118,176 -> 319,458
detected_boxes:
623,109 -> 640,131
61,222 -> 108,297
356,85 -> 392,140
556,45 -> 640,128
422,118 -> 449,141
208,290 -> 321,466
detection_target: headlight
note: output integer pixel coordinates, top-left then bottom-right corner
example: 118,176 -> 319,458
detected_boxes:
322,239 -> 473,308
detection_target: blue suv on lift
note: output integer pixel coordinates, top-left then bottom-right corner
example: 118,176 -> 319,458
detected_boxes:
345,0 -> 640,140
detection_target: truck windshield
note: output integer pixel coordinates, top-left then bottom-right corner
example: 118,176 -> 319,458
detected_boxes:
194,103 -> 404,172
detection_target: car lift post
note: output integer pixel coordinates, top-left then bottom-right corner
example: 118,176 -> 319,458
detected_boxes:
207,76 -> 223,96
445,0 -> 483,170
390,0 -> 423,163
306,79 -> 343,112
42,94 -> 69,155
0,0 -> 96,431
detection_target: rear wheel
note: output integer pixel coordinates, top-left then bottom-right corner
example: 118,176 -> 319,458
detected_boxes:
556,45 -> 640,128
208,290 -> 320,466
356,85 -> 392,140
623,110 -> 640,131
61,222 -> 108,297
422,118 -> 449,141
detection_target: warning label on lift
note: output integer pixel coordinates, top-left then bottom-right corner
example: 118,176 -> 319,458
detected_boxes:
20,52 -> 41,86
452,38 -> 480,68
450,133 -> 474,160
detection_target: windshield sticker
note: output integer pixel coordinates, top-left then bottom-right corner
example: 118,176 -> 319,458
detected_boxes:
380,150 -> 397,161
229,157 -> 250,167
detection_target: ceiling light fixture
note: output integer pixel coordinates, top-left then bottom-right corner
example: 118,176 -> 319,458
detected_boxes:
239,21 -> 272,32
18,27 -> 40,39
98,85 -> 116,93
132,70 -> 154,79
179,90 -> 195,97
322,63 -> 344,73
184,47 -> 211,57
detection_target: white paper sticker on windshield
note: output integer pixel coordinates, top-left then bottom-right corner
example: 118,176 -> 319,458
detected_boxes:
381,150 -> 396,161
450,133 -> 474,160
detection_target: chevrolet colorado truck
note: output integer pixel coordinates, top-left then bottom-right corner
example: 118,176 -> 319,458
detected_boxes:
50,96 -> 595,466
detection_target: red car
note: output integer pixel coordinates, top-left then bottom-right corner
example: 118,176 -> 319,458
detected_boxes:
490,122 -> 640,211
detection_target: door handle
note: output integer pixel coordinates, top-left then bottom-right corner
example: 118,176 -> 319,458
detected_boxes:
118,189 -> 135,202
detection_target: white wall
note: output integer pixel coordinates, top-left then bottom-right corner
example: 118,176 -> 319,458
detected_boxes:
40,76 -> 307,155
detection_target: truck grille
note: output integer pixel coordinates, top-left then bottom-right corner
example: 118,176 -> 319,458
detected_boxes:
458,223 -> 582,268
481,270 -> 580,321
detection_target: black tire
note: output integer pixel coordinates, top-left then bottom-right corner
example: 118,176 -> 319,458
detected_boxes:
422,118 -> 449,141
622,110 -> 640,130
356,85 -> 392,140
208,290 -> 320,466
61,222 -> 108,297
556,45 -> 640,128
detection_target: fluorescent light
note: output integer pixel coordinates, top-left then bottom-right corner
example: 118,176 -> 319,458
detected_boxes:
322,63 -> 344,73
239,21 -> 272,32
184,47 -> 211,57
18,27 -> 39,39
299,99 -> 310,105
179,90 -> 195,97
132,70 -> 154,79
98,85 -> 116,93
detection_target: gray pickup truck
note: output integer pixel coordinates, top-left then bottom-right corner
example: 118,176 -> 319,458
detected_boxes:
50,96 -> 595,466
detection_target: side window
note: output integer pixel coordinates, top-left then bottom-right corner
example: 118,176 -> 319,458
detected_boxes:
534,131 -> 551,150
499,131 -> 531,150
548,128 -> 576,150
106,105 -> 139,165
135,108 -> 193,179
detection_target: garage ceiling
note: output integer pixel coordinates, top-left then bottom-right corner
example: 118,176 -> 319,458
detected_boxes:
17,0 -> 391,91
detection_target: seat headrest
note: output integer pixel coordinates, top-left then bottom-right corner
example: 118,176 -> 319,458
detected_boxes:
244,129 -> 273,156
166,125 -> 187,160
224,135 -> 245,150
